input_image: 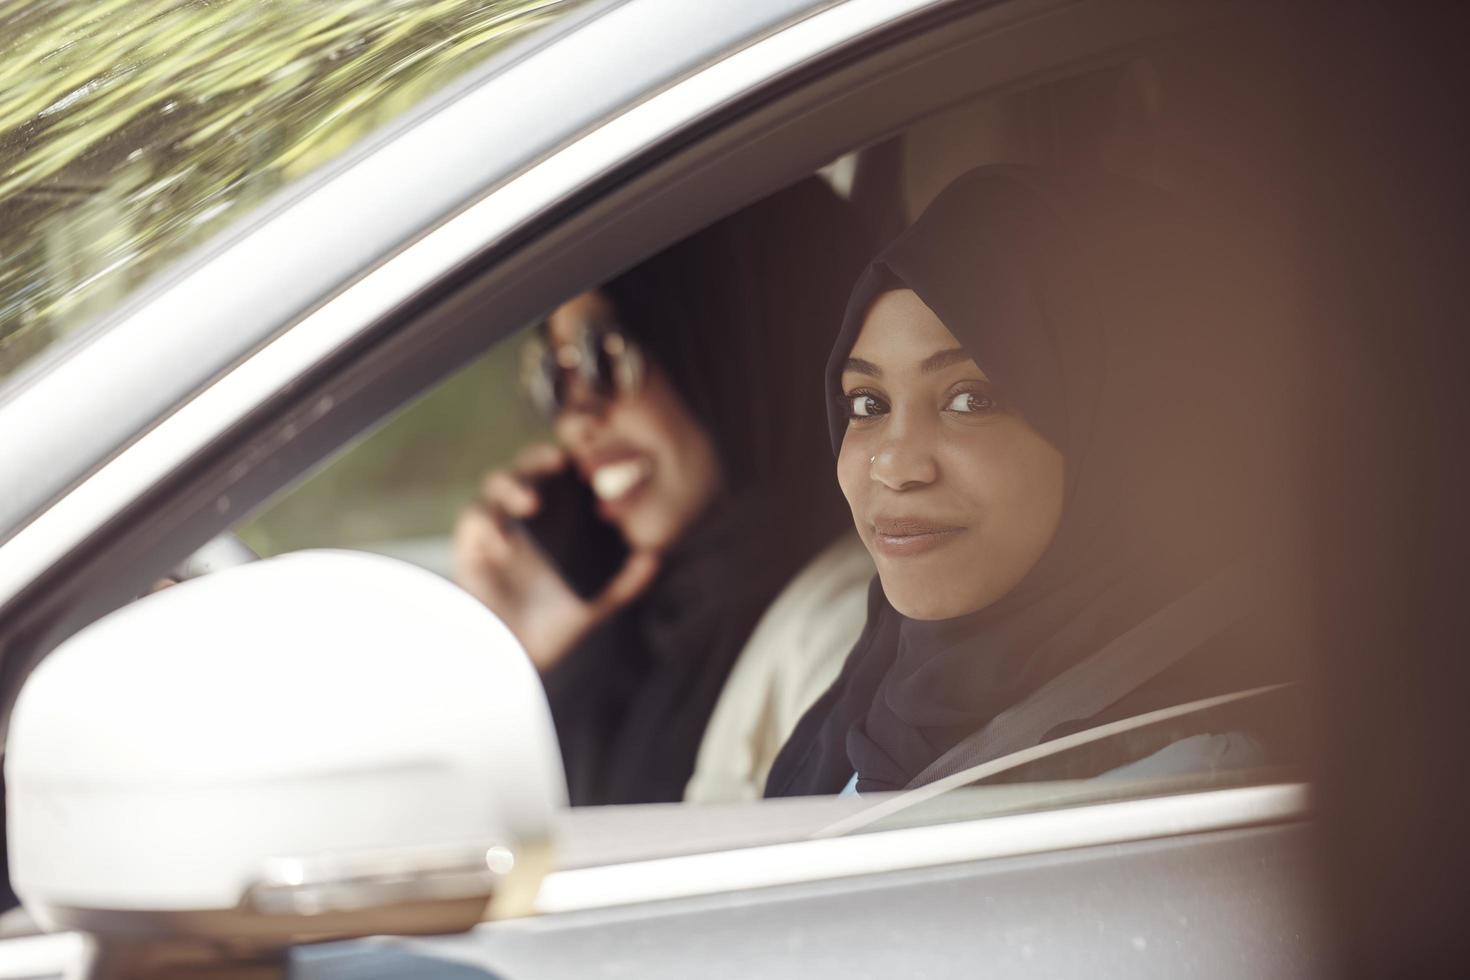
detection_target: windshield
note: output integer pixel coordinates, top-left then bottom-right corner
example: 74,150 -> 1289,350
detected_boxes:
0,0 -> 585,381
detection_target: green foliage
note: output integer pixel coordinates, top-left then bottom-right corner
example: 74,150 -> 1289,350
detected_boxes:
0,0 -> 582,378
239,325 -> 548,555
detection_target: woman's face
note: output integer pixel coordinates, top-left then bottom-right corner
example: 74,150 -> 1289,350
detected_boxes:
546,291 -> 723,552
837,289 -> 1065,620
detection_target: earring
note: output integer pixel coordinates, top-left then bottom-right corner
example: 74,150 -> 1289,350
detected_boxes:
869,455 -> 877,464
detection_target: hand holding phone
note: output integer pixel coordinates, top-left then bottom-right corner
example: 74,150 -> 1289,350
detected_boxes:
451,445 -> 657,672
514,468 -> 630,600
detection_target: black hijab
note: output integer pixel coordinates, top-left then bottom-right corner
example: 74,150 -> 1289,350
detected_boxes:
766,166 -> 1290,797
543,177 -> 869,805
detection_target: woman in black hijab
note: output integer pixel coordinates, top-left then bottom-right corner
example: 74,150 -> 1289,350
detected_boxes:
455,177 -> 868,804
767,165 -> 1302,797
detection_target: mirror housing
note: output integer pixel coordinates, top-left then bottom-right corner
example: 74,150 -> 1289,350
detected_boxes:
5,550 -> 565,946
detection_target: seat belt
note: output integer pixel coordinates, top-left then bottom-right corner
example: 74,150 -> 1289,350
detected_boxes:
904,562 -> 1264,791
808,562 -> 1294,841
812,682 -> 1289,839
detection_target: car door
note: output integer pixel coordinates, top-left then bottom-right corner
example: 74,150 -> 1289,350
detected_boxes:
0,0 -> 1335,976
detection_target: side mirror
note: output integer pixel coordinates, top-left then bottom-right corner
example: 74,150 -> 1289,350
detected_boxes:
5,550 -> 565,952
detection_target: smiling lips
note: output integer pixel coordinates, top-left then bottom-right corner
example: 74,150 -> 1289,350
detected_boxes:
871,517 -> 966,557
588,456 -> 652,507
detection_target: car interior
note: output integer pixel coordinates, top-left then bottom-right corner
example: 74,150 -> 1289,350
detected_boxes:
229,6 -> 1311,817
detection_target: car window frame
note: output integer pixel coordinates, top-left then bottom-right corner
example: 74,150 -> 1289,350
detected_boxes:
532,783 -> 1307,914
0,0 -> 1325,943
0,0 -> 1275,888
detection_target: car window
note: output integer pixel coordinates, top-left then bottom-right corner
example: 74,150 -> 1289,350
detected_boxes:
0,0 -> 588,382
235,12 -> 1312,836
240,327 -> 546,567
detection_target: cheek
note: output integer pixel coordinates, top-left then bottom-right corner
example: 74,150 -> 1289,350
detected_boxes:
835,437 -> 869,516
623,382 -> 721,501
601,393 -> 664,450
840,443 -> 858,502
603,387 -> 693,483
947,428 -> 1065,551
944,438 -> 1025,507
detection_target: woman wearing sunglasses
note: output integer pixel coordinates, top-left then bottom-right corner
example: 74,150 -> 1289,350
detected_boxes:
453,178 -> 872,805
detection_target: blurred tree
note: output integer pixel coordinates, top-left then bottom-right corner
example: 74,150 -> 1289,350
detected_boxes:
0,0 -> 583,379
240,325 -> 548,555
0,0 -> 580,552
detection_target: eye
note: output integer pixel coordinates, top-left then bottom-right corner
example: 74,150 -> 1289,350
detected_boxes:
845,390 -> 888,420
945,389 -> 998,414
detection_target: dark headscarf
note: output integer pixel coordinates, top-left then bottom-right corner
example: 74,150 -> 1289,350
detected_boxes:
544,177 -> 870,805
767,166 -> 1293,797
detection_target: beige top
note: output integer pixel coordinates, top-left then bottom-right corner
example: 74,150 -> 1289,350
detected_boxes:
684,532 -> 875,803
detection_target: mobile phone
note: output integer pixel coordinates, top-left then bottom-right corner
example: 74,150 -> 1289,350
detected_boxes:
516,468 -> 631,600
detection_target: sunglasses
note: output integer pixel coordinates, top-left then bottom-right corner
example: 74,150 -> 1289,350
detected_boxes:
520,318 -> 644,418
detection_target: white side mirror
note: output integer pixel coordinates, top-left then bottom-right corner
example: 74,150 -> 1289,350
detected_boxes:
5,550 -> 565,947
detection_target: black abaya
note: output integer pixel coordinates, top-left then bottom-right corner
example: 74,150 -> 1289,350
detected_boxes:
543,178 -> 868,805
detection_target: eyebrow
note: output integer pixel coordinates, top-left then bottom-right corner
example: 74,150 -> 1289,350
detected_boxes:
919,348 -> 973,374
842,348 -> 974,379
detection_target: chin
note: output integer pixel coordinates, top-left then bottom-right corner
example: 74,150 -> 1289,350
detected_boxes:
619,521 -> 660,552
620,507 -> 680,553
880,577 -> 968,621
